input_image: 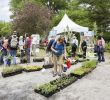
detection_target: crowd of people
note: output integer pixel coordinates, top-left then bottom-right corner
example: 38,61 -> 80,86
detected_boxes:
0,31 -> 105,77
46,35 -> 105,77
0,32 -> 33,66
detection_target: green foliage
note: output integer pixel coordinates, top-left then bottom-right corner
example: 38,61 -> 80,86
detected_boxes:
34,75 -> 77,97
23,66 -> 42,71
105,42 -> 110,52
82,60 -> 97,69
79,0 -> 110,32
0,21 -> 11,36
51,0 -> 94,30
71,67 -> 85,75
103,32 -> 110,42
2,66 -> 23,74
71,60 -> 97,75
37,83 -> 57,95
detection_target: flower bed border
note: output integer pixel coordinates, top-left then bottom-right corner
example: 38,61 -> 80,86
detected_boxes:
33,58 -> 44,62
43,64 -> 54,69
23,66 -> 42,72
2,70 -> 23,78
34,75 -> 77,97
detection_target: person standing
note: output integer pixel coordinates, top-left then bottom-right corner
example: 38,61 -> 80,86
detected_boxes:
46,36 -> 55,64
51,36 -> 66,77
1,37 -> 9,66
97,36 -> 105,62
9,33 -> 18,65
19,36 -> 25,63
81,39 -> 87,59
25,35 -> 32,63
31,37 -> 37,58
71,36 -> 78,57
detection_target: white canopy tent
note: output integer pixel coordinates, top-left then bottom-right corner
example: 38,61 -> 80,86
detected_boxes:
51,14 -> 89,34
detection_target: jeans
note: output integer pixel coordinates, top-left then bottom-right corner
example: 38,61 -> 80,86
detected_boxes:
97,51 -> 105,62
10,50 -> 17,64
26,48 -> 30,63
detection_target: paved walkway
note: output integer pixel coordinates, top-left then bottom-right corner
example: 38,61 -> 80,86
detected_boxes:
0,53 -> 109,100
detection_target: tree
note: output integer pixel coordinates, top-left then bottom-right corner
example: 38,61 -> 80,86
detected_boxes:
11,2 -> 52,35
51,0 -> 94,30
10,0 -> 68,13
0,21 -> 11,36
78,0 -> 110,32
41,0 -> 68,13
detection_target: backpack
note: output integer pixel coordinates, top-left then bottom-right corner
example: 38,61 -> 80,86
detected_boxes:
53,41 -> 65,56
10,35 -> 18,48
72,43 -> 77,49
46,39 -> 55,52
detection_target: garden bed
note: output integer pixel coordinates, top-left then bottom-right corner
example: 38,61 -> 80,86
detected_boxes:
34,75 -> 77,97
43,64 -> 54,69
1,66 -> 23,77
71,60 -> 97,79
33,58 -> 44,62
23,66 -> 42,72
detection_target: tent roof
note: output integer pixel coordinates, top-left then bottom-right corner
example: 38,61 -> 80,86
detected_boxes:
52,14 -> 89,34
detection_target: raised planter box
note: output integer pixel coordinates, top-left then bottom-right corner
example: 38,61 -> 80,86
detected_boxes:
71,60 -> 97,79
34,75 -> 77,97
43,64 -> 54,69
23,66 -> 42,72
33,58 -> 44,62
2,70 -> 22,77
1,66 -> 23,78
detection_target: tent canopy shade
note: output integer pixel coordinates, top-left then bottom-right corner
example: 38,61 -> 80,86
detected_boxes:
51,14 -> 89,34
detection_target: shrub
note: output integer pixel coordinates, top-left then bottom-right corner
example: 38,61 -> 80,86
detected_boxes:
105,42 -> 110,52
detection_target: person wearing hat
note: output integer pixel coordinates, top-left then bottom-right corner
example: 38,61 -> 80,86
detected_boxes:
71,36 -> 78,57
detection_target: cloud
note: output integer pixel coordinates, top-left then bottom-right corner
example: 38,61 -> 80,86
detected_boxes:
0,0 -> 12,22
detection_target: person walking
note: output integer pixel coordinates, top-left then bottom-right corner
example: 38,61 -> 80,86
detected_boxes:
96,36 -> 105,62
9,33 -> 18,65
51,36 -> 66,77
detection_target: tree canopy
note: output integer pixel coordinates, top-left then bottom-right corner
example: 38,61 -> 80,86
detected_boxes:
9,0 -> 110,37
11,2 -> 52,35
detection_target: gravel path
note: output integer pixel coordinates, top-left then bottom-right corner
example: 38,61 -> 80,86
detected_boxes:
0,53 -> 109,100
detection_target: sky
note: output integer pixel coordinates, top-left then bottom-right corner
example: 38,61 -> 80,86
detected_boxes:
0,0 -> 11,22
